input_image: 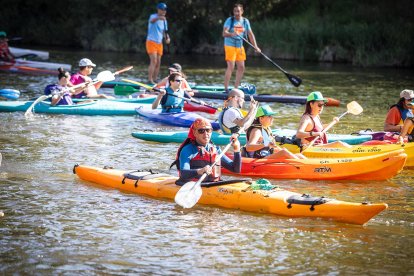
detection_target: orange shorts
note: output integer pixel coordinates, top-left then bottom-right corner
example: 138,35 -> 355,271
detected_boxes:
146,40 -> 163,56
225,45 -> 246,61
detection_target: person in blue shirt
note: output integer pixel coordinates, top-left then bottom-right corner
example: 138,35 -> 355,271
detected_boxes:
172,117 -> 241,183
147,3 -> 170,85
222,4 -> 261,93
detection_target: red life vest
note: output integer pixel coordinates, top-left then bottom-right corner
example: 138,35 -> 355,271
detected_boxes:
186,142 -> 221,182
0,42 -> 10,59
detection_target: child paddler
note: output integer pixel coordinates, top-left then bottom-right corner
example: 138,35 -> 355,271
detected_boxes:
172,118 -> 241,183
296,92 -> 350,147
244,105 -> 305,159
44,67 -> 91,106
218,88 -> 257,134
152,72 -> 204,113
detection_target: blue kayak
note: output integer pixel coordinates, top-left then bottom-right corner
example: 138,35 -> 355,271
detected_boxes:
0,100 -> 153,115
132,129 -> 372,145
135,108 -> 220,130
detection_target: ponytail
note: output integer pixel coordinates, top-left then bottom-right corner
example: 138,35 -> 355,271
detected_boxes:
57,67 -> 70,80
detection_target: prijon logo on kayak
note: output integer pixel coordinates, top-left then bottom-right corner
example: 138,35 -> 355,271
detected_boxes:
314,166 -> 332,174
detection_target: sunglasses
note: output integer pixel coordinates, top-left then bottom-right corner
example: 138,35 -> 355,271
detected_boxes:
406,98 -> 413,102
197,128 -> 213,134
175,79 -> 182,82
317,103 -> 326,107
87,66 -> 94,69
160,8 -> 167,11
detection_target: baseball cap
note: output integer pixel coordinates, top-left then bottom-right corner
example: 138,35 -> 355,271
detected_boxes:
255,105 -> 278,118
79,58 -> 96,67
157,3 -> 168,9
307,91 -> 328,102
400,89 -> 414,100
0,31 -> 6,37
168,63 -> 182,72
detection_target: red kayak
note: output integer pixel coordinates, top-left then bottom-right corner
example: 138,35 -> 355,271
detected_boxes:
0,64 -> 58,75
138,94 -> 217,114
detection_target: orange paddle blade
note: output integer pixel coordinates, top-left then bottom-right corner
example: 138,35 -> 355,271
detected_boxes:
347,101 -> 363,116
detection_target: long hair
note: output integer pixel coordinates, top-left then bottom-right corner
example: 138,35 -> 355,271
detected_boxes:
396,97 -> 405,109
303,101 -> 314,115
57,67 -> 70,80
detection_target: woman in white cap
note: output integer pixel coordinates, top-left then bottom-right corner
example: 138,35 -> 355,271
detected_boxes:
70,58 -> 114,99
296,91 -> 349,147
384,89 -> 414,133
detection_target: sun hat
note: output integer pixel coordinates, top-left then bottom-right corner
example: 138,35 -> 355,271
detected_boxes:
79,58 -> 96,67
307,91 -> 328,103
0,31 -> 6,37
255,105 -> 278,118
168,63 -> 182,72
157,3 -> 168,9
400,89 -> 414,100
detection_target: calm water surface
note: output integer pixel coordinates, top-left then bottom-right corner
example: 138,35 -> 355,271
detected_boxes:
1,47 -> 414,275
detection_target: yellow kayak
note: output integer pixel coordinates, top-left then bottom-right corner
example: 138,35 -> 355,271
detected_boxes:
279,142 -> 414,166
74,165 -> 388,225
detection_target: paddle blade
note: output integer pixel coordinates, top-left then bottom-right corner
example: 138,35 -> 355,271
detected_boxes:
347,101 -> 363,115
0,89 -> 20,99
174,181 -> 203,208
25,95 -> 49,116
96,71 -> 115,82
285,72 -> 302,87
262,128 -> 272,147
114,85 -> 138,96
241,83 -> 256,95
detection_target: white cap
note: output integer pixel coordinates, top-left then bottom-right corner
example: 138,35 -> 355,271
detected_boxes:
79,58 -> 96,67
400,89 -> 414,100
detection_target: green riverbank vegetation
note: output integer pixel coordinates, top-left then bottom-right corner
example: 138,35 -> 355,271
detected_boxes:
3,0 -> 414,67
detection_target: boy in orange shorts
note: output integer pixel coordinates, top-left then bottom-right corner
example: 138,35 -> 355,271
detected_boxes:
222,4 -> 260,93
146,3 -> 170,85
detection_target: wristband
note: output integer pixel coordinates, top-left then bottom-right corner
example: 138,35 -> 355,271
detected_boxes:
310,131 -> 313,137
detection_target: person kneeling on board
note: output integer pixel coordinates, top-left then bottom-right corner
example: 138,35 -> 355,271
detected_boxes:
171,118 -> 241,182
44,67 -> 91,106
219,88 -> 257,134
244,105 -> 306,159
152,72 -> 204,113
70,58 -> 115,99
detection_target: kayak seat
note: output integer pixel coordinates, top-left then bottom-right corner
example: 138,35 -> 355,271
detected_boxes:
122,170 -> 171,188
175,178 -> 252,188
286,194 -> 333,211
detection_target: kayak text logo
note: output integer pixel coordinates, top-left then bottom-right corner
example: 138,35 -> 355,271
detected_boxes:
314,166 -> 332,174
218,188 -> 234,194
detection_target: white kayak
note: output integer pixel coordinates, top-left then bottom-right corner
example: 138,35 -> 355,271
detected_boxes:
9,47 -> 49,60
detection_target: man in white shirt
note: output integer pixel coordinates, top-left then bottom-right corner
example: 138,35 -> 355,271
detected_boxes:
219,88 -> 257,134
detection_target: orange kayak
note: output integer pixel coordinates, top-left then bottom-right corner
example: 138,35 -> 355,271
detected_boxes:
223,150 -> 406,181
74,165 -> 388,225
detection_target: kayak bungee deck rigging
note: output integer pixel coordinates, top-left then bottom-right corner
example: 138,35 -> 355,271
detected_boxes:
73,165 -> 388,225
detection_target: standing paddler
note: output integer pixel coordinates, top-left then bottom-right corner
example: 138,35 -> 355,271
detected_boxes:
222,4 -> 260,93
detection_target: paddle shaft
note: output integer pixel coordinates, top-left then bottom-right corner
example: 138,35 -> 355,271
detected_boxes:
164,21 -> 172,66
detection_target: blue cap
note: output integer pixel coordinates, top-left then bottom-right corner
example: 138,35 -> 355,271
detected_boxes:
157,3 -> 167,9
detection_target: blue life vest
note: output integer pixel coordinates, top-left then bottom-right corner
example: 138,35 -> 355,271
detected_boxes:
44,84 -> 74,106
218,106 -> 242,134
391,104 -> 414,125
161,87 -> 185,113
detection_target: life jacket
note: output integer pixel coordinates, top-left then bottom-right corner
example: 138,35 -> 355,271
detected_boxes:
218,106 -> 242,134
244,124 -> 274,159
171,125 -> 221,182
43,84 -> 74,105
389,104 -> 414,134
229,16 -> 247,48
0,41 -> 10,59
302,115 -> 328,145
161,87 -> 185,113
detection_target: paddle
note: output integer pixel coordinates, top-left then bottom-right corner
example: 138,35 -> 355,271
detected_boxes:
174,98 -> 260,209
0,89 -> 20,100
164,21 -> 172,66
15,54 -> 38,60
24,70 -> 119,116
236,34 -> 302,87
8,37 -> 23,41
301,101 -> 363,153
122,79 -> 223,112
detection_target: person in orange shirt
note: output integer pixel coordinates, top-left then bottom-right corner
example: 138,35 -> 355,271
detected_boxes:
384,89 -> 414,133
0,32 -> 15,61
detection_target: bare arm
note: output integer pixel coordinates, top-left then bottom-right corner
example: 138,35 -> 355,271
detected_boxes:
150,16 -> 165,23
398,119 -> 414,143
247,30 -> 260,52
153,78 -> 168,89
233,101 -> 257,127
152,89 -> 165,109
384,121 -> 403,132
296,115 -> 314,139
222,27 -> 237,38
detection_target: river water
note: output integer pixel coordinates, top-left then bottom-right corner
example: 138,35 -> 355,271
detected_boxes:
1,48 -> 414,275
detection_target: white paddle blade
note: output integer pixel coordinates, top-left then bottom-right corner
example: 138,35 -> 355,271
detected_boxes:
174,181 -> 202,208
96,71 -> 115,82
347,101 -> 363,115
262,128 -> 272,147
24,95 -> 49,116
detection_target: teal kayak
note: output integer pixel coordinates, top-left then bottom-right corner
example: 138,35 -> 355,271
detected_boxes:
73,97 -> 156,104
132,129 -> 372,145
0,100 -> 153,115
102,81 -> 230,92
